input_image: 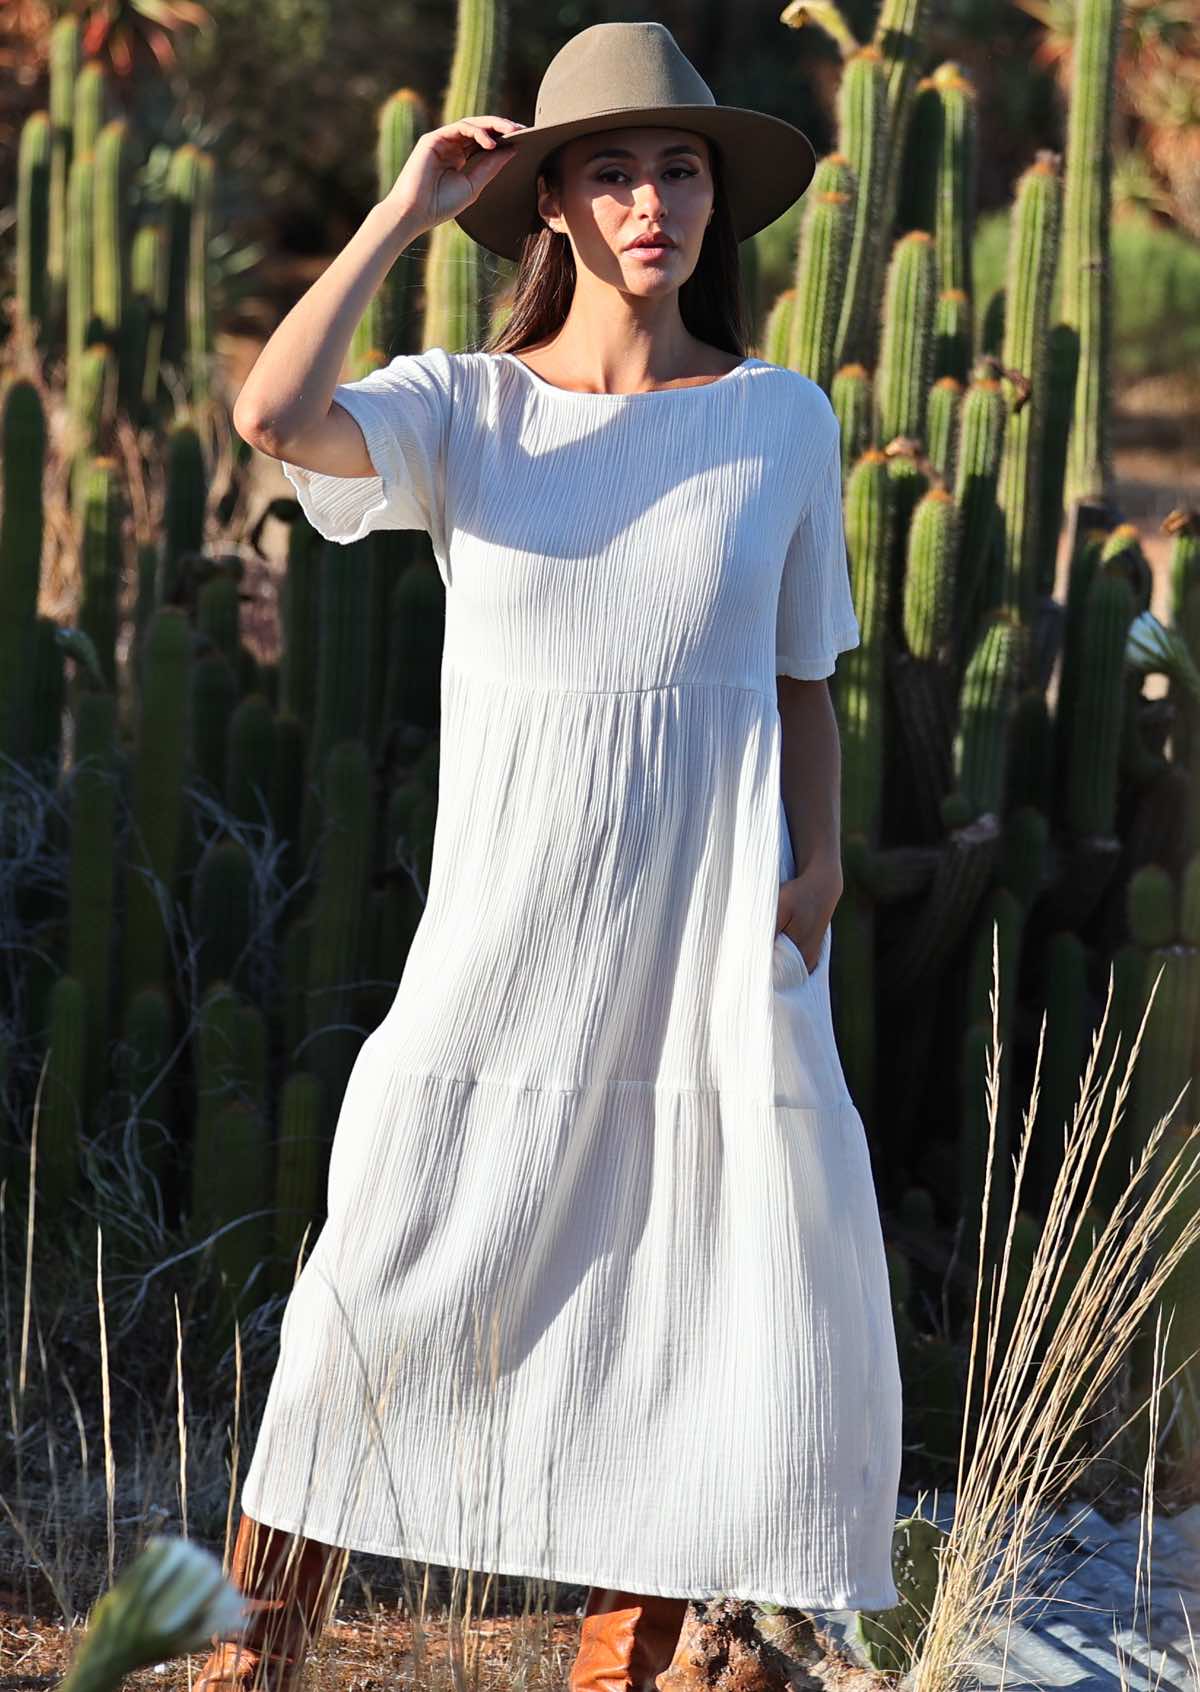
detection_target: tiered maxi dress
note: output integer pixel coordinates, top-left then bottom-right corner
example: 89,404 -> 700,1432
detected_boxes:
240,346 -> 904,1612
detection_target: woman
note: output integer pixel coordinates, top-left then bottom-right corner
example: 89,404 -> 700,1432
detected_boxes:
207,20 -> 903,1692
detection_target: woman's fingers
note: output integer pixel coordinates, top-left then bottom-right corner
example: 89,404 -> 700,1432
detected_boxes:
457,117 -> 528,145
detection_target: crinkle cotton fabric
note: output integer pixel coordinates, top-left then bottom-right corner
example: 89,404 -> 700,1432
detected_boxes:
240,347 -> 903,1611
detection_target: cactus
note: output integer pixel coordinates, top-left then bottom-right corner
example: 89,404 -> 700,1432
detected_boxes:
994,154 -> 1062,626
191,837 -> 254,994
78,457 -> 124,690
68,688 -> 118,1114
272,1070 -> 325,1293
850,1512 -> 947,1672
421,0 -> 505,354
65,143 -> 97,431
122,607 -> 192,1007
17,112 -> 52,348
1066,561 -> 1136,837
158,420 -> 207,607
353,90 -> 426,370
226,693 -> 275,828
784,153 -> 857,390
0,380 -> 46,769
1059,0 -> 1122,509
306,740 -> 373,1137
952,611 -> 1026,821
45,15 -> 79,350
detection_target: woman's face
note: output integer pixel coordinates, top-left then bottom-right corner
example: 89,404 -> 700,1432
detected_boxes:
536,125 -> 715,292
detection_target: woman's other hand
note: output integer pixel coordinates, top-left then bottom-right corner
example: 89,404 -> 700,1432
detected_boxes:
776,858 -> 843,975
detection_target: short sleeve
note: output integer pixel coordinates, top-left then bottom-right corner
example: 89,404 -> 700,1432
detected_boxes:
280,346 -> 452,571
775,405 -> 861,680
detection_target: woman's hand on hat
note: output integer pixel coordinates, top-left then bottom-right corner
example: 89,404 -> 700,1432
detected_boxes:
384,117 -> 528,232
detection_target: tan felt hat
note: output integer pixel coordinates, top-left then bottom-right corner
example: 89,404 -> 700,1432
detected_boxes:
454,20 -> 818,262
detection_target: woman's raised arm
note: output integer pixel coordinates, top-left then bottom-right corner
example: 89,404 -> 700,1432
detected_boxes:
233,114 -> 526,475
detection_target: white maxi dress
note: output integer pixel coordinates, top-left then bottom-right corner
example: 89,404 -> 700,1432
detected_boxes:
240,346 -> 904,1612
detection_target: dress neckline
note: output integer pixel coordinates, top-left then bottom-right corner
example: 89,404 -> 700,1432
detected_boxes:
497,350 -> 758,400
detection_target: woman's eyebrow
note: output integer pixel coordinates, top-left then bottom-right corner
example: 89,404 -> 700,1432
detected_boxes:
584,144 -> 703,163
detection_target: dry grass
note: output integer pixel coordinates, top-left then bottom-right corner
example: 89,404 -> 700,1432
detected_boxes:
896,927 -> 1200,1692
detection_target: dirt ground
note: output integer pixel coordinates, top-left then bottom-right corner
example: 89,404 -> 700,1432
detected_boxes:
0,1587 -> 894,1692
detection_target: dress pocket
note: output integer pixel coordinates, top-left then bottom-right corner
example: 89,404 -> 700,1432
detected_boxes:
774,923 -> 830,988
771,921 -> 844,1108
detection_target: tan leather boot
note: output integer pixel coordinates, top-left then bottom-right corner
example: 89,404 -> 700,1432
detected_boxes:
567,1587 -> 691,1692
192,1512 -> 349,1692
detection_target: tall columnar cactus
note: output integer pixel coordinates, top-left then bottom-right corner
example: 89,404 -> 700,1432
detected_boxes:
1164,514 -> 1200,850
995,153 -> 1062,627
1065,561 -> 1136,838
301,550 -> 371,863
891,487 -> 960,839
130,216 -> 170,423
92,120 -> 132,373
77,457 -> 124,690
189,984 -> 273,1334
952,612 -> 1027,821
65,144 -> 96,432
186,149 -> 216,410
761,286 -> 796,365
837,0 -> 936,374
838,450 -> 894,848
874,231 -> 938,448
45,14 -> 79,350
421,0 -> 505,354
191,837 -> 254,994
272,1070 -> 325,1294
306,739 -> 374,1138
162,145 -> 214,404
1059,0 -> 1122,511
0,380 -> 46,770
925,376 -> 963,484
353,89 -> 427,373
903,64 -> 978,352
785,153 -> 857,391
831,47 -> 890,374
73,60 -> 107,158
17,112 -> 51,349
68,688 -> 118,1115
227,693 -> 276,828
950,369 -> 1008,656
157,420 -> 208,607
122,607 -> 193,1009
1127,864 -> 1196,1153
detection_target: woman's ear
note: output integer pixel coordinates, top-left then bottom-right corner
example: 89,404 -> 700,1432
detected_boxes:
535,173 -> 561,233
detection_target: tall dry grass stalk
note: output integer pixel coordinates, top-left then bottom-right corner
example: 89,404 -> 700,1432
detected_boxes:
908,926 -> 1200,1692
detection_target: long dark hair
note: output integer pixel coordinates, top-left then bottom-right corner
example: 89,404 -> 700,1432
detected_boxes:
482,132 -> 752,359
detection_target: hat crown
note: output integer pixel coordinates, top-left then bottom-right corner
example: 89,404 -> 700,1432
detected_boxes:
534,22 -> 714,129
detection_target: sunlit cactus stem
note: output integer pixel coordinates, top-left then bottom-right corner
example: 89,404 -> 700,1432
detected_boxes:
1059,0 -> 1122,509
786,154 -> 856,391
17,112 -> 51,348
995,153 -> 1062,627
422,0 -> 506,353
45,14 -> 79,350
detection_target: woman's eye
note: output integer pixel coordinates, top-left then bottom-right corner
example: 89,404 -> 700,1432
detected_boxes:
596,167 -> 697,183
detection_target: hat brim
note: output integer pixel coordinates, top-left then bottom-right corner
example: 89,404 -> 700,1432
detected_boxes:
453,105 -> 816,263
